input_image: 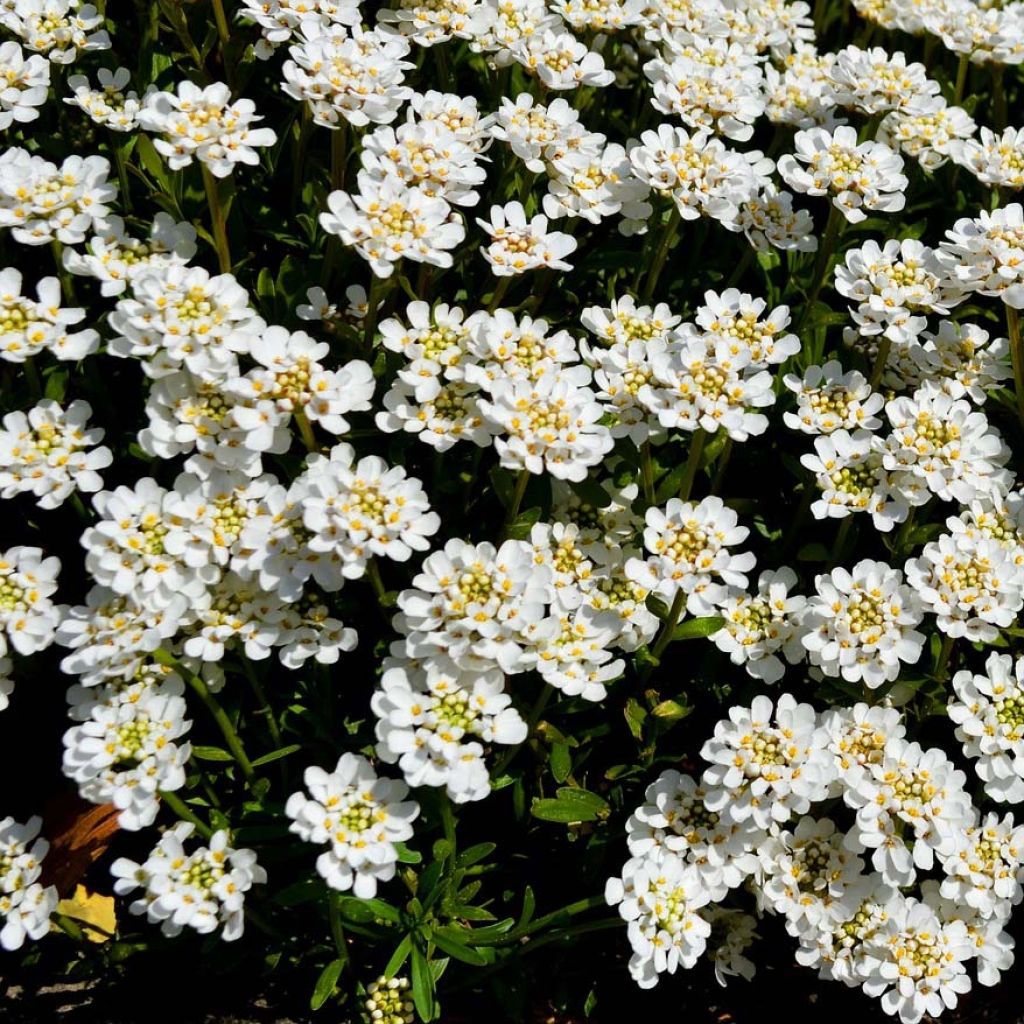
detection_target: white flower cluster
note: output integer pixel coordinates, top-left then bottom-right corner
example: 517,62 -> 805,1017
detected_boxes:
62,665 -> 193,831
0,816 -> 57,951
112,823 -> 265,941
285,753 -> 419,897
609,696 -> 1023,1023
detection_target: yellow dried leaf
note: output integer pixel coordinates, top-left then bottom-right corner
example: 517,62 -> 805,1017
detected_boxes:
56,885 -> 116,944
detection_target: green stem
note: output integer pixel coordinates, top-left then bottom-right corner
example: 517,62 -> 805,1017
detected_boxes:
211,0 -> 230,50
331,121 -> 348,193
934,634 -> 955,681
365,557 -> 388,605
23,356 -> 42,399
640,207 -> 680,303
992,65 -> 1007,130
294,410 -> 319,453
113,141 -> 132,214
832,516 -> 854,567
363,273 -> 385,353
155,649 -> 255,782
710,437 -> 733,496
640,440 -> 655,507
678,427 -> 707,501
798,204 -> 843,329
160,790 -> 215,839
158,0 -> 208,79
327,894 -> 349,968
469,894 -> 608,947
1007,306 -> 1024,427
202,165 -> 232,273
487,275 -> 512,313
491,684 -> 553,778
239,658 -> 282,749
868,336 -> 892,391
502,469 -> 531,533
290,107 -> 312,206
952,54 -> 969,106
68,492 -> 93,522
858,111 -> 885,143
645,588 -> 686,671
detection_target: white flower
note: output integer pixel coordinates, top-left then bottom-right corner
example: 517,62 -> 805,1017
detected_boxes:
490,93 -> 600,174
763,48 -> 838,129
605,853 -> 713,988
942,203 -> 1024,309
466,310 -> 579,388
525,605 -> 625,700
0,815 -> 57,951
300,442 -> 440,578
285,753 -> 419,897
394,537 -> 551,673
881,381 -> 1013,504
779,125 -> 908,223
828,45 -> 939,115
2,0 -> 110,63
82,477 -> 209,611
845,739 -> 973,887
511,30 -> 614,90
710,568 -> 807,684
645,42 -> 766,142
629,124 -> 765,225
801,429 -> 921,533
552,0 -> 643,31
282,23 -> 414,128
65,66 -> 143,131
625,770 -> 761,899
0,657 -> 12,711
0,41 -> 49,129
372,656 -> 526,802
62,671 -> 192,830
877,98 -> 976,172
406,90 -> 494,152
581,336 -> 660,445
377,377 -> 493,452
0,399 -> 111,509
361,121 -> 487,208
0,267 -> 98,363
56,587 -> 190,686
704,908 -> 758,987
378,0 -> 491,45
225,327 -> 375,441
627,495 -> 756,613
109,264 -> 264,382
542,144 -> 652,232
783,360 -> 884,434
277,595 -> 358,669
759,816 -> 867,934
949,652 -> 1024,803
477,201 -> 577,276
817,702 -> 906,789
63,213 -> 198,297
939,811 -> 1024,918
0,545 -> 60,658
700,693 -> 833,829
139,371 -> 277,479
882,320 -> 1011,405
238,0 -> 362,58
731,184 -> 818,253
111,824 -> 265,941
693,289 -> 801,368
137,81 -> 277,178
321,172 -> 466,279
642,333 -> 775,441
580,295 -> 681,347
800,560 -> 924,688
951,126 -> 1024,193
835,238 -> 966,343
0,148 -> 115,246
479,372 -> 612,481
860,897 -> 973,1024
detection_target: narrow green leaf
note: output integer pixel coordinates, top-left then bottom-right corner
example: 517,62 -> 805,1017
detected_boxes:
251,744 -> 302,768
191,745 -> 234,762
672,616 -> 725,640
428,930 -> 490,966
384,934 -> 413,979
550,742 -> 572,783
410,945 -> 437,1021
310,958 -> 343,1011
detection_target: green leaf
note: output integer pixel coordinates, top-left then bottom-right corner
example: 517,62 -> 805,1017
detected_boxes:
384,934 -> 413,979
337,897 -> 401,925
191,745 -> 234,762
672,615 -> 725,640
251,744 -> 302,768
623,697 -> 646,741
550,742 -> 572,783
274,879 -> 321,907
505,506 -> 542,540
428,929 -> 491,966
394,842 -> 422,864
651,699 -> 692,721
410,945 -> 437,1021
532,787 -> 609,823
456,843 -> 496,869
310,959 -> 343,1011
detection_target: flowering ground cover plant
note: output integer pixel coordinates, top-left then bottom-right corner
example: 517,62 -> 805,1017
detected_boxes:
4,0 -> 1024,1022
